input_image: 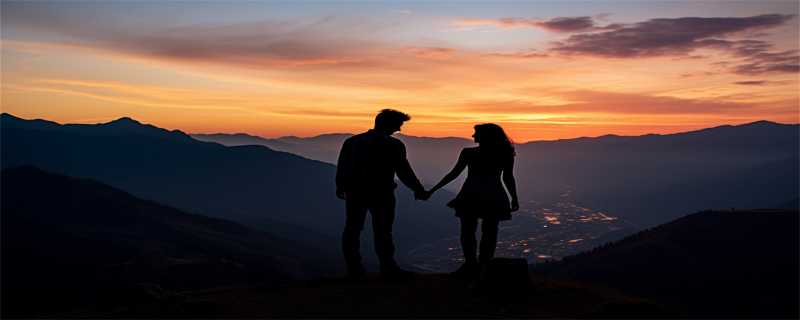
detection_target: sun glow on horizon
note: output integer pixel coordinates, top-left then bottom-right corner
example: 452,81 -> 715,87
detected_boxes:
2,1 -> 798,142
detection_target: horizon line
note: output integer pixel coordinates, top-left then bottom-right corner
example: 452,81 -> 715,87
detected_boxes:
3,112 -> 798,144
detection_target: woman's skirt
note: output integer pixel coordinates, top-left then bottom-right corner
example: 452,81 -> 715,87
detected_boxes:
446,177 -> 512,221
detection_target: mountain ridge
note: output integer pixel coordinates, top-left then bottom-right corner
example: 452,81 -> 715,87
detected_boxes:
193,119 -> 796,144
1,112 -> 200,144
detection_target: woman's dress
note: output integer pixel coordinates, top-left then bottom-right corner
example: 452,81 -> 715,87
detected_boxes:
446,147 -> 512,221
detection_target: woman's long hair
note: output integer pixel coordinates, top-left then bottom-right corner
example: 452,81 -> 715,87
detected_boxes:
474,123 -> 515,164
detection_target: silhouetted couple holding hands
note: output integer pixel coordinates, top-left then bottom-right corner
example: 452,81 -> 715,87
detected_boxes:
336,109 -> 519,279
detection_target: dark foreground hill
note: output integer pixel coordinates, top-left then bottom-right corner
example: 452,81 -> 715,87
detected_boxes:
0,166 -> 343,318
50,273 -> 684,319
530,209 -> 800,318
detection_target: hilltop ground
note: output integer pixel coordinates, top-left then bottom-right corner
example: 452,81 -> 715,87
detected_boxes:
54,273 -> 684,319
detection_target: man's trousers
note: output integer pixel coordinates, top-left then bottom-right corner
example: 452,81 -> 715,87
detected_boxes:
342,190 -> 398,271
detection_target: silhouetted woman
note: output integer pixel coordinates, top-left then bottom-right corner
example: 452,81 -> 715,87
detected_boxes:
427,123 -> 519,277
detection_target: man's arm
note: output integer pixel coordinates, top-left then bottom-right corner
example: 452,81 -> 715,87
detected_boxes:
392,141 -> 427,199
335,141 -> 348,200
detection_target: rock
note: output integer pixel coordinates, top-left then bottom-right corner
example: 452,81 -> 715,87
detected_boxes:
100,282 -> 163,307
162,299 -> 219,316
307,276 -> 329,286
476,258 -> 533,293
582,300 -> 685,319
181,299 -> 219,314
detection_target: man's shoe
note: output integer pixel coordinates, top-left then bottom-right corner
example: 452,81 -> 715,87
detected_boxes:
450,262 -> 479,279
379,267 -> 415,280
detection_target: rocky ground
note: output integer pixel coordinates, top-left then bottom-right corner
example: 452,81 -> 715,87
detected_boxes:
53,273 -> 684,319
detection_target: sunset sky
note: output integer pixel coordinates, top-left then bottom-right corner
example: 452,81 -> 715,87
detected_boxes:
2,1 -> 798,142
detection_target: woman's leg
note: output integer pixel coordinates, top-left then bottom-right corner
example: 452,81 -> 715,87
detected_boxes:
478,219 -> 501,265
459,216 -> 479,264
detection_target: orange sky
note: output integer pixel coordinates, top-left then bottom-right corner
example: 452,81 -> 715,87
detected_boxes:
1,1 -> 798,142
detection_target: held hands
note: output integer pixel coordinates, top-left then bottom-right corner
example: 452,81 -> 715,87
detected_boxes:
414,189 -> 431,201
337,188 -> 432,201
418,187 -> 439,201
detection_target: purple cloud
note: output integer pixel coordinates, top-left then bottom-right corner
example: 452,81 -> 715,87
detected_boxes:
537,16 -> 601,33
469,14 -> 797,75
549,14 -> 794,58
733,81 -> 768,85
527,14 -> 798,75
726,41 -> 800,75
456,16 -> 623,33
732,80 -> 791,86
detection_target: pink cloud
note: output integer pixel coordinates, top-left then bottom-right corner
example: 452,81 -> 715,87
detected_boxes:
481,49 -> 549,59
2,6 -> 387,69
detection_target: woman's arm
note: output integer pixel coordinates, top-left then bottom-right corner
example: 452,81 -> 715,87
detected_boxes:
502,156 -> 520,211
429,148 -> 469,195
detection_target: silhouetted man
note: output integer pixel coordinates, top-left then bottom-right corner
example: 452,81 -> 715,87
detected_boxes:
336,109 -> 428,279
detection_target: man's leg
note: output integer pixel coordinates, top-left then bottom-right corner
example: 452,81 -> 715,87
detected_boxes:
369,191 -> 400,272
478,219 -> 501,265
343,193 -> 369,274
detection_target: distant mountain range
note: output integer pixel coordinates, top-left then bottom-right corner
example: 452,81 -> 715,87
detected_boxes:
191,119 -> 799,218
190,132 -> 345,164
1,166 -> 341,317
524,120 -> 799,196
190,132 -> 475,191
637,155 -> 799,212
529,209 -> 800,319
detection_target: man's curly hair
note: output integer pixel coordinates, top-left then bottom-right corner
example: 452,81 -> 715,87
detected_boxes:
375,109 -> 411,126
